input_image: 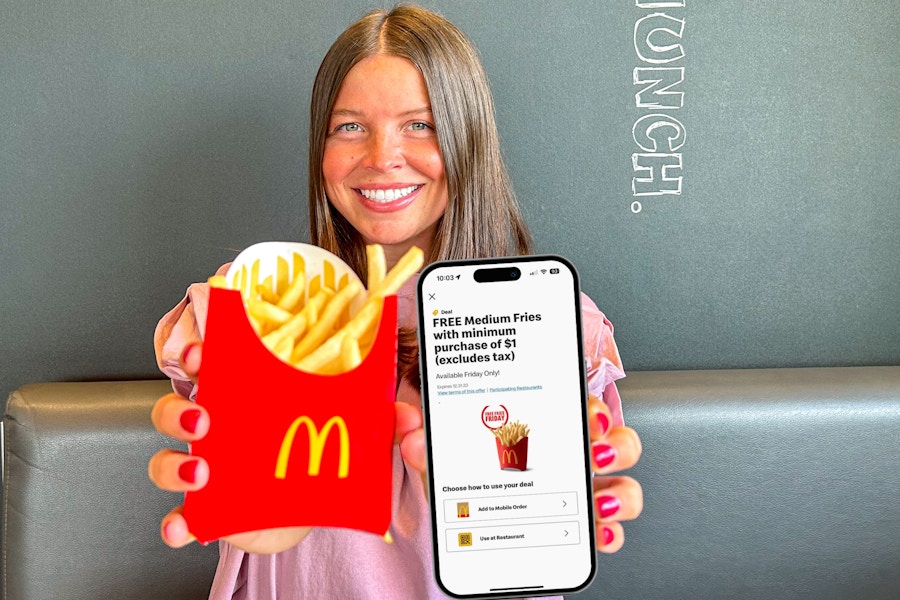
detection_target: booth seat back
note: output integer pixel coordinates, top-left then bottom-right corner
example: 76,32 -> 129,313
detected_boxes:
3,367 -> 899,600
2,381 -> 218,600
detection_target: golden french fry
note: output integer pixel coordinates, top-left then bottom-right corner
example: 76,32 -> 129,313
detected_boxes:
314,355 -> 346,375
248,297 -> 293,327
265,288 -> 331,347
208,275 -> 229,288
341,336 -> 362,371
295,296 -> 383,372
256,283 -> 280,305
290,279 -> 362,362
366,244 -> 386,291
269,335 -> 294,363
262,312 -> 307,350
276,271 -> 306,312
276,256 -> 290,296
370,246 -> 423,298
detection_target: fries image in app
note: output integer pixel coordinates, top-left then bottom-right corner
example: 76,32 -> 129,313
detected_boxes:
492,420 -> 530,471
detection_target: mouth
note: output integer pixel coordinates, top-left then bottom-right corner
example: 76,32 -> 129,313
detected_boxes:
357,185 -> 421,203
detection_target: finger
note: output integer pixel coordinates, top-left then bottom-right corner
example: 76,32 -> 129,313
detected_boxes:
394,401 -> 423,444
161,506 -> 197,548
151,393 -> 209,441
180,342 -> 203,382
587,393 -> 613,441
399,427 -> 427,473
592,475 -> 644,523
590,425 -> 642,473
596,521 -> 625,554
148,448 -> 209,492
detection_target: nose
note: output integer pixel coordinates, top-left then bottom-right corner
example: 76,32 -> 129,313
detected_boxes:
364,130 -> 404,172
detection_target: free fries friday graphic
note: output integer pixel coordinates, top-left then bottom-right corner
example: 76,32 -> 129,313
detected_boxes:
482,405 -> 531,471
184,242 -> 422,544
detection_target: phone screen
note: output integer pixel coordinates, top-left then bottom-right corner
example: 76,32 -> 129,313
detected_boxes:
417,256 -> 596,598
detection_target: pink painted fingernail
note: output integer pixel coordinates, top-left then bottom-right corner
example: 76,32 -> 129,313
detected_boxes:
596,495 -> 621,519
180,343 -> 196,365
596,412 -> 610,436
163,521 -> 176,542
592,443 -> 616,469
178,459 -> 200,483
602,526 -> 614,546
180,408 -> 202,434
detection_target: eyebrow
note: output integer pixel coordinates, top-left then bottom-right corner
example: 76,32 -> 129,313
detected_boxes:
329,106 -> 433,119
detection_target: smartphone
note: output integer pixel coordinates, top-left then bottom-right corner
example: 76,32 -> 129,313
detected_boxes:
417,255 -> 596,598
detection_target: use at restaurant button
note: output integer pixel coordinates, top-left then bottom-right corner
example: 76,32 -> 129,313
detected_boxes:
446,521 -> 580,552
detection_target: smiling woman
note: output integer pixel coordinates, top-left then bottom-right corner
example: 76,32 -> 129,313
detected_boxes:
148,4 -> 642,599
307,5 -> 534,280
322,55 -> 449,268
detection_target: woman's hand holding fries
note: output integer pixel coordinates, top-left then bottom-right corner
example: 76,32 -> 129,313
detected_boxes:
149,244 -> 426,552
149,340 -> 427,553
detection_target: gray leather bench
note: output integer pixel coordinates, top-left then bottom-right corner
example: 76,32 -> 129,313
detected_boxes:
3,367 -> 899,600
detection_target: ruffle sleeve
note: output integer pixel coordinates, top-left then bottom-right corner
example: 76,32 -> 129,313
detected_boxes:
581,293 -> 626,426
153,263 -> 230,399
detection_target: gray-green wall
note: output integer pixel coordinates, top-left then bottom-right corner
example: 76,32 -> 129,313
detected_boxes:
2,1 -> 898,397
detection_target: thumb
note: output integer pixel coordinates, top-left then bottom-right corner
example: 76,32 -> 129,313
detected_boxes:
399,427 -> 427,473
394,401 -> 422,444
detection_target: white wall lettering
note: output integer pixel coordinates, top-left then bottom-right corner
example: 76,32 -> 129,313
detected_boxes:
635,1 -> 685,10
634,13 -> 685,64
634,67 -> 685,109
632,113 -> 686,153
632,154 -> 683,196
631,3 -> 686,210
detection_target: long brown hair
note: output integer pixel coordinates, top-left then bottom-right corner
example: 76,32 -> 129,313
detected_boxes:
308,4 -> 534,385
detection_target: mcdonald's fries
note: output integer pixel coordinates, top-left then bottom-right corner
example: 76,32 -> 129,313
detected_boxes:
492,420 -> 530,447
211,243 -> 423,374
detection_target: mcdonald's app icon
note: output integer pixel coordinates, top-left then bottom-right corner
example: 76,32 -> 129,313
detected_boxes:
458,532 -> 473,547
457,502 -> 470,518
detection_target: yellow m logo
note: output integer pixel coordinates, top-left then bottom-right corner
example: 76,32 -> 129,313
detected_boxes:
502,449 -> 518,464
275,416 -> 349,479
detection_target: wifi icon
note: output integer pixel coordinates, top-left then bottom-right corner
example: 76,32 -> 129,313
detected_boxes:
541,269 -> 547,274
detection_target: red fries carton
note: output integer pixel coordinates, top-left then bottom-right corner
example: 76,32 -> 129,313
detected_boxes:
183,243 -> 398,544
496,436 -> 529,471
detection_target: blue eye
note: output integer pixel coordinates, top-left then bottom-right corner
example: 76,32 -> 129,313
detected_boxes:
335,123 -> 361,133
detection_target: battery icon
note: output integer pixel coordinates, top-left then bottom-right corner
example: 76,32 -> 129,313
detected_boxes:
549,268 -> 560,274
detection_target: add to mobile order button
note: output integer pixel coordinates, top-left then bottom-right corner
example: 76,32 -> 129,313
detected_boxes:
443,491 -> 578,522
446,521 -> 581,552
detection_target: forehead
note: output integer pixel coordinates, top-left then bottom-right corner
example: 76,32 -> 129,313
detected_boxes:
332,55 -> 431,115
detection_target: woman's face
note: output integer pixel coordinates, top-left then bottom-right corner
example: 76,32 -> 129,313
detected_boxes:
323,54 -> 448,264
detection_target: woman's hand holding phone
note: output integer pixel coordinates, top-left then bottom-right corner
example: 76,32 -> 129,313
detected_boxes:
587,393 -> 643,552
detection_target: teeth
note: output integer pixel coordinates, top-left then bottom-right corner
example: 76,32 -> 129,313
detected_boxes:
360,185 -> 418,202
